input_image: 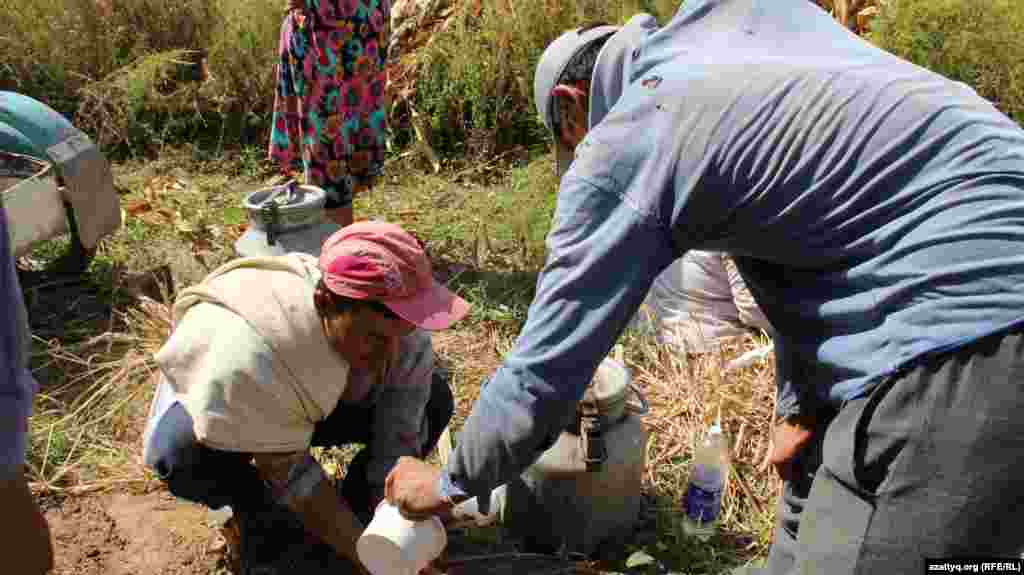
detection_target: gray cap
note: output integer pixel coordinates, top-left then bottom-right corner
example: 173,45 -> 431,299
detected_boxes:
534,24 -> 620,179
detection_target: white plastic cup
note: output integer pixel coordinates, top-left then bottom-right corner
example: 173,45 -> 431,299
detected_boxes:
357,501 -> 447,575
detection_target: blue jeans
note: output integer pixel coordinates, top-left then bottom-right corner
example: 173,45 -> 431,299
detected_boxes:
143,369 -> 454,526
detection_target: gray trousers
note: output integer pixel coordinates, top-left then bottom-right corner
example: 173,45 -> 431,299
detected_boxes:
765,329 -> 1024,574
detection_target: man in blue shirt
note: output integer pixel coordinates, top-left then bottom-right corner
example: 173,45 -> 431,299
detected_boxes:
1,199 -> 54,572
386,1 -> 1024,571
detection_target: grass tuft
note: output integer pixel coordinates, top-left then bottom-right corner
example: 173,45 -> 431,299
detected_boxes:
869,0 -> 1024,125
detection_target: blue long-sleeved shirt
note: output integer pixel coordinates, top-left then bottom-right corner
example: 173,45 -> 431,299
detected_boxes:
442,0 -> 1024,499
0,92 -> 73,481
0,203 -> 36,480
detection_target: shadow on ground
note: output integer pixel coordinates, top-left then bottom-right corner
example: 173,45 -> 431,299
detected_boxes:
18,257 -> 174,397
431,256 -> 540,325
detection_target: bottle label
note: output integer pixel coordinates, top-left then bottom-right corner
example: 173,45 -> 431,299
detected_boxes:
684,479 -> 722,523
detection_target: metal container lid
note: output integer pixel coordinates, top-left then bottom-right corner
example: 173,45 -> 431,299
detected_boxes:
243,182 -> 327,233
581,358 -> 632,425
581,358 -> 643,425
234,182 -> 339,258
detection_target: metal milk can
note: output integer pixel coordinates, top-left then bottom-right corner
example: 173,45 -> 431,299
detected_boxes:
234,181 -> 340,258
503,357 -> 650,555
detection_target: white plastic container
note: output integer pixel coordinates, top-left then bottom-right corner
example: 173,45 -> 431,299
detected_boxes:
357,501 -> 447,575
682,422 -> 731,541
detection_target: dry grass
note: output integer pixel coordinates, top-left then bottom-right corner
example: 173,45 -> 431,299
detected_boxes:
431,328 -> 512,432
25,290 -> 172,497
625,331 -> 779,558
420,316 -> 780,571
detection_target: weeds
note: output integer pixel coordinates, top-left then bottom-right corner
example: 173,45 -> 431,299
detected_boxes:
403,0 -> 681,159
1,0 -> 1017,165
0,0 -> 280,154
869,0 -> 1024,125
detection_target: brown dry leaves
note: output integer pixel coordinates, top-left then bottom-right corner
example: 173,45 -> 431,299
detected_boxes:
123,175 -> 246,269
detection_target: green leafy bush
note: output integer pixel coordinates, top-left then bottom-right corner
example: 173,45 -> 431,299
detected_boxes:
0,0 -> 281,155
407,0 -> 681,159
869,0 -> 1024,125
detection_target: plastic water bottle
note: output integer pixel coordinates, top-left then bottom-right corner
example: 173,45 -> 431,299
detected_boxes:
682,422 -> 730,541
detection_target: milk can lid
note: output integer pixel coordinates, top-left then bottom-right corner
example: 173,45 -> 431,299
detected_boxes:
583,357 -> 631,410
244,182 -> 326,211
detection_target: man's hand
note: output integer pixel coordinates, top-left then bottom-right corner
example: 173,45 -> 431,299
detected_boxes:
768,416 -> 815,483
384,456 -> 451,521
0,471 -> 54,574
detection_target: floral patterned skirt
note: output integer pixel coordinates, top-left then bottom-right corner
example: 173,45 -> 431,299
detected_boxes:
269,1 -> 390,209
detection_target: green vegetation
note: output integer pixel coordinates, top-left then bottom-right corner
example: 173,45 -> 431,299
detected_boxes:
0,0 -> 280,155
404,0 -> 680,156
869,0 -> 1024,125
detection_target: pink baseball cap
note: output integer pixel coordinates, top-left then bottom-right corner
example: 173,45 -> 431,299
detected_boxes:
318,221 -> 470,330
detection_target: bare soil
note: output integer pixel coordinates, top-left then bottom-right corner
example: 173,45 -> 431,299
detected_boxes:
45,492 -> 226,575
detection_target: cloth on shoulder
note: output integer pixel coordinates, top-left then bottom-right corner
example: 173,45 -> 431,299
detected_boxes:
154,254 -> 350,454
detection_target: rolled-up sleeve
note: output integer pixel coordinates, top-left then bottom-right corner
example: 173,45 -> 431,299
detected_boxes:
0,205 -> 37,480
443,176 -> 675,497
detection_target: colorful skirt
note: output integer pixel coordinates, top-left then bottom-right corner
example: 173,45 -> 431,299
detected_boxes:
269,0 -> 390,209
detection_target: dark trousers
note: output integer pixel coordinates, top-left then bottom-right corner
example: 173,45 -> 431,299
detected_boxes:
764,329 -> 1024,574
143,370 -> 454,526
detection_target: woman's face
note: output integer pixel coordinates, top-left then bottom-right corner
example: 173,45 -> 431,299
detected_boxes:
326,305 -> 416,371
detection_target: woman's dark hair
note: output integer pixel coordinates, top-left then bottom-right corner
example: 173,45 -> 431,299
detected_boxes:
314,279 -> 398,319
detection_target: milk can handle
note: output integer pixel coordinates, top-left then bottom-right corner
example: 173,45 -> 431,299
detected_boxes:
261,200 -> 280,246
260,182 -> 293,246
626,384 -> 649,416
264,180 -> 296,204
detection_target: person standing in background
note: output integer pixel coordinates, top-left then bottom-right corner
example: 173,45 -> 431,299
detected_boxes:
270,0 -> 391,228
0,202 -> 54,573
635,250 -> 774,355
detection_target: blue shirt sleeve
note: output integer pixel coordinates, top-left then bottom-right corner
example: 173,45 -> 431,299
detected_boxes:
0,204 -> 36,480
441,175 -> 675,497
773,337 -> 801,418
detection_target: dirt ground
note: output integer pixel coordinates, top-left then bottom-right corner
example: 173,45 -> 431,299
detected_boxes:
45,492 -> 227,575
43,489 -> 370,575
40,488 -> 607,575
